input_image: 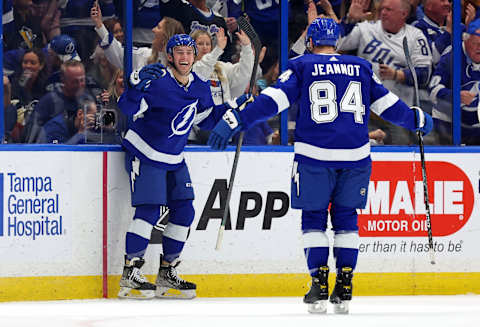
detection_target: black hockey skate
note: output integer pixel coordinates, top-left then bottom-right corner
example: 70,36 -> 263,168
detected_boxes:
118,257 -> 156,299
304,266 -> 329,314
329,266 -> 353,314
155,254 -> 196,299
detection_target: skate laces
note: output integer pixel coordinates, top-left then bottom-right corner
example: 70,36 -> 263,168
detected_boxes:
130,267 -> 148,284
166,265 -> 187,286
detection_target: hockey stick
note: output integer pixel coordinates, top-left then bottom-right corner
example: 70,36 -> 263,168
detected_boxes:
402,37 -> 435,265
215,15 -> 262,250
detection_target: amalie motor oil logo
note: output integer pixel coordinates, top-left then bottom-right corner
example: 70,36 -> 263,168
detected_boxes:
358,161 -> 474,237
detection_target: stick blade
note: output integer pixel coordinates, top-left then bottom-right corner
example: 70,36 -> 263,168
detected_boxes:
215,225 -> 225,250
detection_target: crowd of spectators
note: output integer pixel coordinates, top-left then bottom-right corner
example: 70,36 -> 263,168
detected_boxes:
1,0 -> 479,145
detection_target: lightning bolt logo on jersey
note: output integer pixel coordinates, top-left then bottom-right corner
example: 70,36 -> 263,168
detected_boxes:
119,68 -> 217,170
170,100 -> 198,137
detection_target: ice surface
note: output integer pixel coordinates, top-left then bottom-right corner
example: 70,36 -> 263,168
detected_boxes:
0,296 -> 479,327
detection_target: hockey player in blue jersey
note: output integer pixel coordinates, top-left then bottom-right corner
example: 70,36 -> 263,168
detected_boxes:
117,34 -> 251,300
208,18 -> 433,314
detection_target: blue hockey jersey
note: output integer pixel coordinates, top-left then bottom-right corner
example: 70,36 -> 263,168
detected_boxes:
238,54 -> 419,168
413,15 -> 449,64
119,68 -> 225,170
429,44 -> 480,129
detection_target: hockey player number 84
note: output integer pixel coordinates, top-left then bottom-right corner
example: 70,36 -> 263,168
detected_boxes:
309,81 -> 366,124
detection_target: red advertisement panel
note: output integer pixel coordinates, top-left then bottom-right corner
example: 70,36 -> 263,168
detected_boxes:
358,161 -> 474,237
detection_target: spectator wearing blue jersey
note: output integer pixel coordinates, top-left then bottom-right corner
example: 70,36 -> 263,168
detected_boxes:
208,17 -> 433,314
428,1 -> 477,61
39,99 -> 97,144
414,0 -> 451,61
429,18 -> 480,145
24,60 -> 102,143
410,0 -> 452,117
116,34 -> 253,300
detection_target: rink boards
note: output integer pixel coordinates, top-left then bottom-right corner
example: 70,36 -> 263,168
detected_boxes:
0,145 -> 479,301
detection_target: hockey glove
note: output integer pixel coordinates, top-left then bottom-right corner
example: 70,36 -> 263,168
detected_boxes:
208,109 -> 243,150
129,63 -> 166,91
226,93 -> 254,111
412,106 -> 433,136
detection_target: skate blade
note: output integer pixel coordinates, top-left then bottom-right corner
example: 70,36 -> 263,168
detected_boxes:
155,287 -> 196,299
118,287 -> 155,300
307,300 -> 327,314
333,301 -> 349,314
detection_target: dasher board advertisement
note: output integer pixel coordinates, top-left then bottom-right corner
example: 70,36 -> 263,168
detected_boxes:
107,151 -> 480,276
0,151 -> 102,277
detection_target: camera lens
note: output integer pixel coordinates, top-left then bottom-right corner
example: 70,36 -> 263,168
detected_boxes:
102,111 -> 115,126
